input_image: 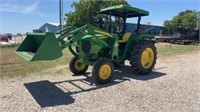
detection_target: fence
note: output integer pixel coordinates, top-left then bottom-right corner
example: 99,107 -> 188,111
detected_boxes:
11,36 -> 26,43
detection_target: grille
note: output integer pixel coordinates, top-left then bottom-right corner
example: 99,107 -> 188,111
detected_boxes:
82,40 -> 91,53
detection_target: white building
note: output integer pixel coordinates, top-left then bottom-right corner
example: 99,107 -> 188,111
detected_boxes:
33,23 -> 62,33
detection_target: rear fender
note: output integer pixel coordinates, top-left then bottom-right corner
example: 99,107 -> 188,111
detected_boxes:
122,34 -> 155,60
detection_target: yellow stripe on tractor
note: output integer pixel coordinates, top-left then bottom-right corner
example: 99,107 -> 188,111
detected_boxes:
94,30 -> 112,38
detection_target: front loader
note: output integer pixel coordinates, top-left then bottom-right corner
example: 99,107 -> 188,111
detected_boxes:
16,5 -> 157,84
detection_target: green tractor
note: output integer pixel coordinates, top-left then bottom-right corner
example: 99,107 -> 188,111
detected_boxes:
16,5 -> 157,84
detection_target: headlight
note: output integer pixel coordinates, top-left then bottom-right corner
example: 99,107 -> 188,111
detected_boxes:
84,30 -> 88,34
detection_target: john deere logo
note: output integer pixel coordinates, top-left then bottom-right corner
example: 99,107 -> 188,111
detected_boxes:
115,43 -> 119,46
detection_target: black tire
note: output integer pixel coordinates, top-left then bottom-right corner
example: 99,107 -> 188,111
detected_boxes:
92,58 -> 114,84
129,40 -> 157,75
69,57 -> 88,75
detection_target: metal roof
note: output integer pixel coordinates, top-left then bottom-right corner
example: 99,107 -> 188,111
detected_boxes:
100,5 -> 149,18
47,22 -> 60,26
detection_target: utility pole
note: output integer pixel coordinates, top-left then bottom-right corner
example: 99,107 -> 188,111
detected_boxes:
198,12 -> 200,44
59,0 -> 63,31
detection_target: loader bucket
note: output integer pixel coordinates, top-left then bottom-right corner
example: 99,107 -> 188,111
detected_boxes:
16,32 -> 63,61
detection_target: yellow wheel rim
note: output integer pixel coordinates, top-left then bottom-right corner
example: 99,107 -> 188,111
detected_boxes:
99,64 -> 112,80
75,60 -> 86,71
141,48 -> 154,69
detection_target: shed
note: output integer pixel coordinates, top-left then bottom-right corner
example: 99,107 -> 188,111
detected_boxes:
33,23 -> 62,33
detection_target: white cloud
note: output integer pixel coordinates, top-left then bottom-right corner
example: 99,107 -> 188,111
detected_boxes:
0,2 -> 42,16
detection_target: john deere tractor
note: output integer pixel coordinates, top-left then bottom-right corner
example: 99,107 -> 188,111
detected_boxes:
16,5 -> 157,84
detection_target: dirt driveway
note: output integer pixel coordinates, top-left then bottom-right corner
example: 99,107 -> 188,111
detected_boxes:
0,51 -> 200,112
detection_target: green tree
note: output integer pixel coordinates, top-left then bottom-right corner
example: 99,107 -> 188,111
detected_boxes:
164,10 -> 197,34
65,0 -> 128,30
17,33 -> 22,36
163,20 -> 172,31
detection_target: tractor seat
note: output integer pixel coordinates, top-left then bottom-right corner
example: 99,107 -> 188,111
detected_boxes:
118,32 -> 132,43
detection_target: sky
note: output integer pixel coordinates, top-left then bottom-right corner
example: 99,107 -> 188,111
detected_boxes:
0,0 -> 199,34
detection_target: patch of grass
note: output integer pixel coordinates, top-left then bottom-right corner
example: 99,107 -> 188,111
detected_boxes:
0,46 -> 72,78
0,43 -> 21,48
157,44 -> 200,56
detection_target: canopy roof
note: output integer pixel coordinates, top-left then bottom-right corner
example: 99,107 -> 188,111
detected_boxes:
100,5 -> 149,18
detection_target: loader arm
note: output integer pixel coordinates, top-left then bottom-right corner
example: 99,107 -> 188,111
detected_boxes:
57,24 -> 113,49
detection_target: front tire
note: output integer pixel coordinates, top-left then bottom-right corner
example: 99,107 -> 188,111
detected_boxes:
92,59 -> 114,84
130,40 -> 157,75
69,57 -> 88,75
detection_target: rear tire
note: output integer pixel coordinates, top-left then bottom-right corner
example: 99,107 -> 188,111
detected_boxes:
92,59 -> 114,84
69,57 -> 88,75
129,40 -> 157,75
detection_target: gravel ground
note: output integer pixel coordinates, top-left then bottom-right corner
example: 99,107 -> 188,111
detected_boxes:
0,51 -> 200,112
